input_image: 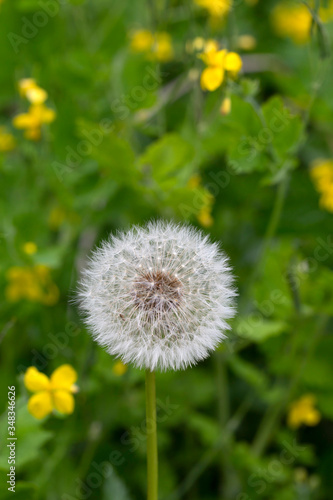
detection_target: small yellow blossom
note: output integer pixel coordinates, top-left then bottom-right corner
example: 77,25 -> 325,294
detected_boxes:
187,174 -> 202,189
6,264 -> 59,305
220,96 -> 231,115
197,206 -> 214,227
26,86 -> 48,104
23,242 -> 38,255
13,103 -> 55,141
131,29 -> 154,52
194,0 -> 232,19
112,361 -> 128,376
186,37 -> 206,54
18,78 -> 38,98
48,206 -> 67,230
19,78 -> 48,104
130,29 -> 173,62
199,42 -> 242,91
14,79 -> 55,140
153,32 -> 174,62
271,3 -> 312,44
287,394 -> 321,429
0,126 -> 16,152
310,159 -> 333,213
237,34 -> 257,51
24,365 -> 78,419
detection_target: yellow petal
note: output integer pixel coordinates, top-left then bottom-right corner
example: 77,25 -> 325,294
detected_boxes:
28,391 -> 53,419
18,78 -> 37,98
220,96 -> 231,115
30,104 -> 56,124
200,67 -> 224,91
50,364 -> 78,391
224,52 -> 242,73
53,390 -> 75,414
13,113 -> 39,130
26,87 -> 48,104
130,29 -> 154,52
112,361 -> 128,376
24,367 -> 50,392
24,128 -> 41,141
23,242 -> 38,255
304,408 -> 321,426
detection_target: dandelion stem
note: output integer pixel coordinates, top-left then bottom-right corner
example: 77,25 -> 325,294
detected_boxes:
146,369 -> 158,500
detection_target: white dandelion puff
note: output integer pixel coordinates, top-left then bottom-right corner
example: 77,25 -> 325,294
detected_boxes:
78,220 -> 236,371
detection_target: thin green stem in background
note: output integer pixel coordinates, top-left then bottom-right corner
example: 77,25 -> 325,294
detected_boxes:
146,370 -> 158,500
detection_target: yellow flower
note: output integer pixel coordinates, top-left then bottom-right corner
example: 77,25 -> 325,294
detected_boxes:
24,365 -> 78,419
237,34 -> 257,51
271,3 -> 312,44
187,174 -> 202,189
0,126 -> 16,152
13,103 -> 55,141
130,29 -> 154,52
194,0 -> 232,19
14,79 -> 55,141
197,207 -> 214,227
26,86 -> 48,104
186,37 -> 206,54
23,242 -> 38,255
18,78 -> 38,98
220,96 -> 231,115
310,159 -> 333,213
153,32 -> 174,62
199,42 -> 242,91
130,29 -> 173,62
112,361 -> 128,376
48,206 -> 66,230
6,265 -> 59,305
18,78 -> 48,104
287,394 -> 321,429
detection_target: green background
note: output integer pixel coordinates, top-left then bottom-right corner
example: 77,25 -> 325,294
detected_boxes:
1,0 -> 333,499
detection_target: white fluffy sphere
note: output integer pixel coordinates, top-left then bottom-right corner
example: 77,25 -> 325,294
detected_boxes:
78,221 -> 236,371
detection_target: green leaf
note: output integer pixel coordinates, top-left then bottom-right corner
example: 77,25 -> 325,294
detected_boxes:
229,356 -> 268,390
187,413 -> 220,446
234,318 -> 287,342
0,398 -> 54,471
77,120 -> 139,185
261,96 -> 304,163
139,133 -> 195,189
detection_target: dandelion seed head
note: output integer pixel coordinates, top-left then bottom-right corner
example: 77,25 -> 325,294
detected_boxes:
78,221 -> 236,371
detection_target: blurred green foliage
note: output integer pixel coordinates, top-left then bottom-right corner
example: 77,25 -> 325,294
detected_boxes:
0,0 -> 333,499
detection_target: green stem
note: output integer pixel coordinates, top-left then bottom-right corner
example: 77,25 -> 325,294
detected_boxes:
263,175 -> 289,247
146,370 -> 158,500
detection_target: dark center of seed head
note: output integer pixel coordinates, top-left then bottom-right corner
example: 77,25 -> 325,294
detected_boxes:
133,270 -> 182,313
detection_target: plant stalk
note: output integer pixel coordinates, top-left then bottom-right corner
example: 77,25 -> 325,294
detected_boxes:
146,370 -> 158,500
